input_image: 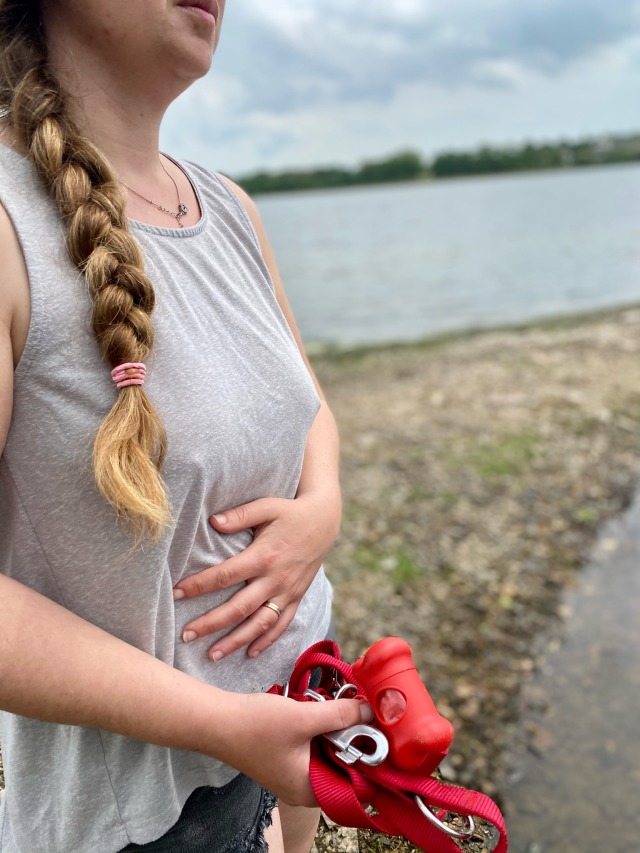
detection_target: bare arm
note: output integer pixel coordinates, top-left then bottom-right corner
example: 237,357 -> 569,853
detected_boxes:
0,572 -> 371,805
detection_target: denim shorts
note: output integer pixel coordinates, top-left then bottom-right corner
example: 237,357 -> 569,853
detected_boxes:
120,774 -> 277,853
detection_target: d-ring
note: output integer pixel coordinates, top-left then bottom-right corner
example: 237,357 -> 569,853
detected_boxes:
334,683 -> 359,699
261,601 -> 282,617
414,796 -> 475,839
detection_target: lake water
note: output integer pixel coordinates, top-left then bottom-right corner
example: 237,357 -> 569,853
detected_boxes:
503,490 -> 640,853
257,164 -> 640,348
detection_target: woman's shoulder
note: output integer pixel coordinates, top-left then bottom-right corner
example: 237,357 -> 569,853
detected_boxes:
0,127 -> 31,177
191,165 -> 269,249
179,160 -> 263,250
214,172 -> 263,236
183,160 -> 249,211
0,136 -> 62,368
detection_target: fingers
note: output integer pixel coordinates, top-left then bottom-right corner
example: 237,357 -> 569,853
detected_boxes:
180,579 -> 295,661
173,550 -> 254,600
303,697 -> 374,738
210,498 -> 285,534
210,604 -> 295,662
173,495 -> 314,658
181,582 -> 274,642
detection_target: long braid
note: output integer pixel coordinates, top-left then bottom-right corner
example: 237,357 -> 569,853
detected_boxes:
1,1 -> 170,539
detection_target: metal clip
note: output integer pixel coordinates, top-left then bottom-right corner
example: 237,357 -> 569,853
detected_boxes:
414,796 -> 476,839
324,723 -> 389,766
333,682 -> 360,700
303,689 -> 389,766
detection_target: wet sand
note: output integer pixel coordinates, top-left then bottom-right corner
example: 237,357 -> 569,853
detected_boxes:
503,490 -> 640,853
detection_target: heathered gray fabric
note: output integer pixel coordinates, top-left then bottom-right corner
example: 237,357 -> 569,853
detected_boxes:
0,145 -> 332,853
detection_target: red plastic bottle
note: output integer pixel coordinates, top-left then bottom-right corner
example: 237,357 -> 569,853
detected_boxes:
352,637 -> 454,773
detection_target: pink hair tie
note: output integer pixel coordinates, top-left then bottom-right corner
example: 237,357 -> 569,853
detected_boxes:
111,362 -> 146,389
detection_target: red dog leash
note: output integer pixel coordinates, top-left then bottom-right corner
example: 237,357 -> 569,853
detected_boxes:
269,638 -> 508,853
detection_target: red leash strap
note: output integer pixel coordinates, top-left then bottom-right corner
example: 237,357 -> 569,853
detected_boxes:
270,640 -> 508,853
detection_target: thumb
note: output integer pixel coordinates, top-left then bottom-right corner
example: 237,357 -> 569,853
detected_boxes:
305,698 -> 374,738
210,498 -> 278,533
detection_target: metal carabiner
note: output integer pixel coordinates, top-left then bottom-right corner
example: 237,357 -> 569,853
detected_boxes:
414,795 -> 476,840
303,688 -> 389,766
324,723 -> 389,766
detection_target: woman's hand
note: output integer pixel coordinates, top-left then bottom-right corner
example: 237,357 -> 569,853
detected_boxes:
217,692 -> 372,807
173,491 -> 341,661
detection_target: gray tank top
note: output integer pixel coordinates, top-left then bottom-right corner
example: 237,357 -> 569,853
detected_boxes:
0,145 -> 332,852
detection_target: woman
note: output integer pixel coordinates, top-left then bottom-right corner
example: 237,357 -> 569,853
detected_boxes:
0,1 -> 368,851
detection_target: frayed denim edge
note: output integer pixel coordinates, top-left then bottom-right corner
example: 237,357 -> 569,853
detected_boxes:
221,790 -> 278,853
253,791 -> 277,853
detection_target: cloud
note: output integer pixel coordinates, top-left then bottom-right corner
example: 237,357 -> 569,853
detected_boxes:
209,0 -> 640,113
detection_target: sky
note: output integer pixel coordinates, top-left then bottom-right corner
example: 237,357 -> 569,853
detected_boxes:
161,0 -> 640,177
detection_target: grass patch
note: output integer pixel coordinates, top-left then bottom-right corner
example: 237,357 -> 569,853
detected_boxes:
567,415 -> 604,437
435,490 -> 461,508
380,549 -> 424,591
352,546 -> 381,573
408,484 -> 428,502
572,505 -> 599,524
465,431 -> 540,479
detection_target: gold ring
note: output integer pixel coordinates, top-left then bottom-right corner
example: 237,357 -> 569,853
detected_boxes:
261,601 -> 282,617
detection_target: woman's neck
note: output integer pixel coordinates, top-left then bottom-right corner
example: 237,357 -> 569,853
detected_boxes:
43,22 -> 179,185
53,72 -> 168,184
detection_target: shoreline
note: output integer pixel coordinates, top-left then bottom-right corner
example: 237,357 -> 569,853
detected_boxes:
305,299 -> 640,360
254,159 -> 640,202
311,304 -> 640,851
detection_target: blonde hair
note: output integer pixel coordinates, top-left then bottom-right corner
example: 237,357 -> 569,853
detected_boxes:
0,0 -> 170,539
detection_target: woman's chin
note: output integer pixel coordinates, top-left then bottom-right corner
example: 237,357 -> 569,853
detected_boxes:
169,43 -> 216,86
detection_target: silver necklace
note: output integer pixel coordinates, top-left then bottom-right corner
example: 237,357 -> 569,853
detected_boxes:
122,159 -> 189,227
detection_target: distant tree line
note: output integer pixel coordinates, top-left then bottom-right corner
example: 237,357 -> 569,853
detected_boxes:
235,133 -> 640,195
237,151 -> 425,194
431,135 -> 640,177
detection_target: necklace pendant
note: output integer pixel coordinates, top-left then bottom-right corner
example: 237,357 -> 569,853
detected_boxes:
176,202 -> 189,227
122,158 -> 190,227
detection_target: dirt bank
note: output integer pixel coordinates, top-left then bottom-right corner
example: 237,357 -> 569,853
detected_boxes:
311,307 -> 640,851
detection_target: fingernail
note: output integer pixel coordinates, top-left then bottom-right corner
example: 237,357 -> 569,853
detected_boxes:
213,513 -> 227,525
182,630 -> 197,643
211,650 -> 223,661
359,703 -> 374,723
173,588 -> 185,601
248,649 -> 260,658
